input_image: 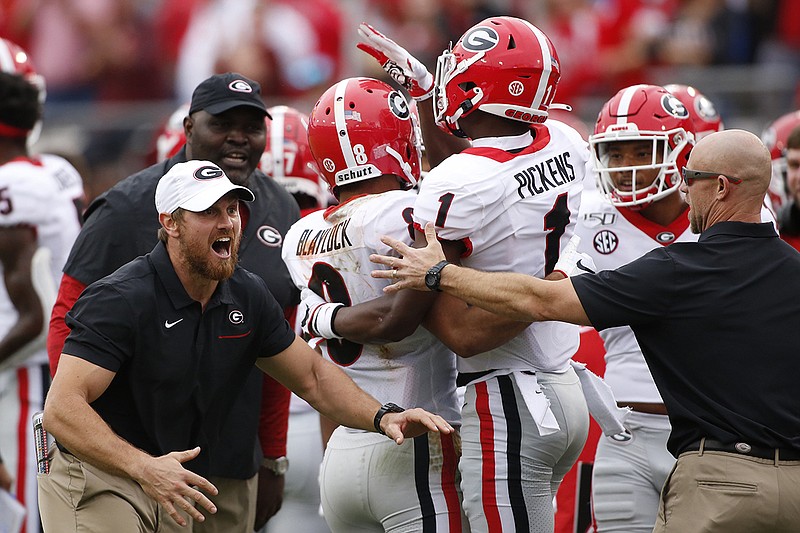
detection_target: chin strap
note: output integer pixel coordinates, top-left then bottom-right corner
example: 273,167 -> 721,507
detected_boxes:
549,103 -> 573,112
385,146 -> 417,186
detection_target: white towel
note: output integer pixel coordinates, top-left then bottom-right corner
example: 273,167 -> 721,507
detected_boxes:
570,360 -> 631,436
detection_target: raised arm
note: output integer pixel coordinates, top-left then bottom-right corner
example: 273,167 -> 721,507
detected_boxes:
356,22 -> 470,167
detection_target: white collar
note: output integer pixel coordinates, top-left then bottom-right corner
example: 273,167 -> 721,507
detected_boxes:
470,131 -> 534,151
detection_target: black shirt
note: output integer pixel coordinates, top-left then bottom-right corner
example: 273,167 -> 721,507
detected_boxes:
572,222 -> 800,456
63,242 -> 296,476
64,147 -> 300,309
62,147 -> 300,478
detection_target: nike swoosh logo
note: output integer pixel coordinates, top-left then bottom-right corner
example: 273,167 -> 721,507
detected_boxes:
576,259 -> 594,273
165,318 -> 184,329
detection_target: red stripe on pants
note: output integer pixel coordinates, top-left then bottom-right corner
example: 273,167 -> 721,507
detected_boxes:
16,366 -> 30,533
441,432 -> 462,531
476,381 -> 503,531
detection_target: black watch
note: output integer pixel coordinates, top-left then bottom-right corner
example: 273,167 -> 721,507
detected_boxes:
373,402 -> 405,435
424,260 -> 450,292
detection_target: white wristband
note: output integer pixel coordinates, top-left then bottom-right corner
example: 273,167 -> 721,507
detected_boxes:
311,302 -> 345,340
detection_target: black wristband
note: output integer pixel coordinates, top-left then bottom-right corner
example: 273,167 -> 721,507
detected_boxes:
373,402 -> 405,435
329,303 -> 343,338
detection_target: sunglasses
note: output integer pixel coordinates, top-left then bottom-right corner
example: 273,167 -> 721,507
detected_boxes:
682,168 -> 743,186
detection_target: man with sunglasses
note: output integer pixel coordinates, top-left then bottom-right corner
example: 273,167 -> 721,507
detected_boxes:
576,84 -> 782,533
372,128 -> 800,533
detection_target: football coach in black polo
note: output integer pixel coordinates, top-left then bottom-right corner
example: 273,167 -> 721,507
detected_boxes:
38,160 -> 454,532
48,72 -> 300,532
371,129 -> 800,533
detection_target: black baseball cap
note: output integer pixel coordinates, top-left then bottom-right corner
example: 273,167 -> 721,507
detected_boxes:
188,72 -> 271,118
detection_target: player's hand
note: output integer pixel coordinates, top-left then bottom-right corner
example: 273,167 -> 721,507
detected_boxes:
553,235 -> 596,278
254,465 -> 285,529
135,447 -> 218,527
357,22 -> 434,100
299,288 -> 344,340
370,222 -> 446,292
379,408 -> 455,445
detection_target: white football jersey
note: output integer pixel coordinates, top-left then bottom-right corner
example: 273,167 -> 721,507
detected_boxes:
0,156 -> 83,367
282,190 -> 460,426
39,154 -> 87,207
414,122 -> 591,374
574,188 -> 696,403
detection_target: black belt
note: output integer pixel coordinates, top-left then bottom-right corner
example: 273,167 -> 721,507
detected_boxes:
56,441 -> 72,455
456,369 -> 535,387
684,438 -> 800,461
456,370 -> 494,387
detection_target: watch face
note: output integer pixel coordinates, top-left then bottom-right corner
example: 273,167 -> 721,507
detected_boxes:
264,456 -> 289,475
425,272 -> 438,290
275,457 -> 289,474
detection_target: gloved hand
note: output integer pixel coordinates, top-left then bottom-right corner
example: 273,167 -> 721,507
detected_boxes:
553,235 -> 596,277
357,22 -> 434,100
299,288 -> 344,340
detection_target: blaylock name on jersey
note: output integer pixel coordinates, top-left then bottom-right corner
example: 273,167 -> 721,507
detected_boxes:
294,219 -> 353,256
514,151 -> 576,199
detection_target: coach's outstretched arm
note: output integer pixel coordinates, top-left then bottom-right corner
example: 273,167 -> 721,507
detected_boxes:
256,336 -> 455,445
371,223 -> 592,326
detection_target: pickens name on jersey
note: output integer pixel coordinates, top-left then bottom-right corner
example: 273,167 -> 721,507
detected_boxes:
513,151 -> 576,199
293,218 -> 353,256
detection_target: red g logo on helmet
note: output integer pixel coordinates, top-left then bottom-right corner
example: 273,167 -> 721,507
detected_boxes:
461,26 -> 500,52
663,84 -> 723,141
660,94 -> 689,120
591,84 -> 695,209
308,77 -> 421,193
388,91 -> 410,120
433,17 -> 562,136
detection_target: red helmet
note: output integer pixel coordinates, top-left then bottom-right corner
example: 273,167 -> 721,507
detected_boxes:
663,84 -> 723,141
433,16 -> 563,137
590,84 -> 695,209
0,37 -> 46,143
307,77 -> 422,193
261,105 -> 325,207
761,110 -> 800,209
155,103 -> 189,162
0,37 -> 45,98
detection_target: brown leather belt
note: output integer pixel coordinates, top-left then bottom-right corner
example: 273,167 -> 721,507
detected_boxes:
617,402 -> 668,416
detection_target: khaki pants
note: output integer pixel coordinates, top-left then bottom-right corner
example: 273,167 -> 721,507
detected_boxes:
655,450 -> 800,533
38,448 -> 192,532
192,474 -> 257,533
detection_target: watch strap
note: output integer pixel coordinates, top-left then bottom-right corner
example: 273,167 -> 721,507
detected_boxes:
373,403 -> 405,435
425,260 -> 450,291
261,456 -> 289,475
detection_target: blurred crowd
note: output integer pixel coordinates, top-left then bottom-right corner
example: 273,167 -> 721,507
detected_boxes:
1,0 -> 799,200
